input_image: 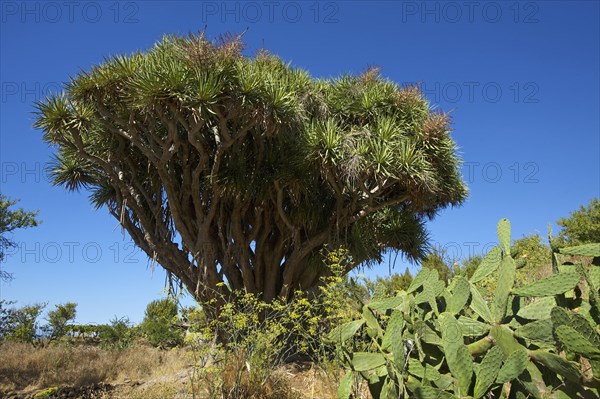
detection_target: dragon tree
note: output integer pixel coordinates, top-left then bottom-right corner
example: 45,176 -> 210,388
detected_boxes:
35,33 -> 467,307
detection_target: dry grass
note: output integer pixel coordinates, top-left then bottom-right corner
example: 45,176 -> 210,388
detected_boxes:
0,341 -> 344,398
0,341 -> 189,395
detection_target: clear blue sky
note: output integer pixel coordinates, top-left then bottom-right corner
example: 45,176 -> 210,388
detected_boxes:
1,1 -> 598,324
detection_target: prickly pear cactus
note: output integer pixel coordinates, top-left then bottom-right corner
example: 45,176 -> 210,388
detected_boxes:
333,219 -> 600,399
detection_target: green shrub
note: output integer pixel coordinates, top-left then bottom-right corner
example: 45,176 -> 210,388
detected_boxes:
139,298 -> 184,348
98,316 -> 135,350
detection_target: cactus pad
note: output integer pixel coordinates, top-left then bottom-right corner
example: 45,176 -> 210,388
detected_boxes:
496,347 -> 529,383
474,345 -> 504,398
469,282 -> 493,322
439,312 -> 474,395
516,297 -> 555,320
512,272 -> 580,297
497,218 -> 511,255
470,246 -> 502,284
493,256 -> 516,322
559,243 -> 600,257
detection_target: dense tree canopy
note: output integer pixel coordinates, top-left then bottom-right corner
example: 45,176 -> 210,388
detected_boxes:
35,33 -> 467,304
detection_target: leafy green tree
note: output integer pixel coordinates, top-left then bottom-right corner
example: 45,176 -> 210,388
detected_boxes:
556,198 -> 600,246
0,194 -> 40,281
0,301 -> 45,343
140,297 -> 183,348
35,32 -> 466,307
512,234 -> 551,268
45,302 -> 77,341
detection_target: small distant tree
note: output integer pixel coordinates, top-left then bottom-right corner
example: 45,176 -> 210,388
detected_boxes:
0,301 -> 45,343
556,198 -> 600,246
45,302 -> 77,341
0,194 -> 40,281
140,298 -> 183,348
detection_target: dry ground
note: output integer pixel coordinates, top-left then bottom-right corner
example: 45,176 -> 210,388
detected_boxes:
0,342 -> 340,399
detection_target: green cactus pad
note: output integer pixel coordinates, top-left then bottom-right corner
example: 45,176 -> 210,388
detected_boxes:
550,306 -> 572,328
408,358 -> 443,381
458,316 -> 489,337
414,284 -> 436,305
555,325 -> 600,359
414,320 -> 443,346
439,312 -> 474,395
338,371 -> 353,399
514,319 -> 554,347
382,310 -> 404,351
559,243 -> 600,257
493,256 -> 516,322
351,352 -> 387,371
512,272 -> 580,297
378,376 -> 397,399
529,350 -> 582,383
363,305 -> 383,339
570,313 -> 600,347
408,267 -> 434,294
589,267 -> 600,288
327,319 -> 365,344
490,325 -> 525,356
414,386 -> 458,399
496,347 -> 529,383
474,345 -> 504,398
497,219 -> 511,255
368,296 -> 404,312
469,282 -> 493,322
470,246 -> 502,284
516,297 -> 555,320
447,276 -> 471,315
